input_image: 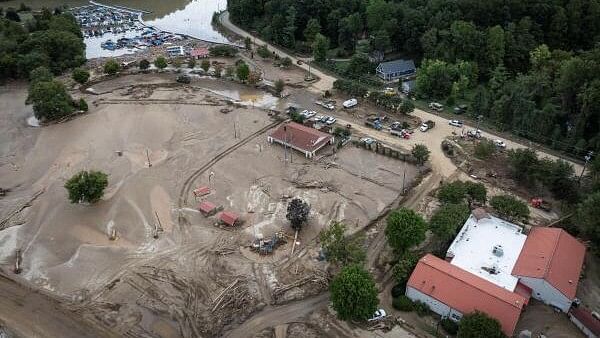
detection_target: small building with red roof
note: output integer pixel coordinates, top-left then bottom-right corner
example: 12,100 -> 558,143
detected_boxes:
569,306 -> 600,338
219,211 -> 240,226
190,47 -> 210,59
407,254 -> 527,336
193,186 -> 211,197
512,227 -> 586,312
198,201 -> 217,216
268,122 -> 334,158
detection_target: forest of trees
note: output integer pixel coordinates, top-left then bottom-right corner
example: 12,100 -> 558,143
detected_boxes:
0,8 -> 85,81
229,0 -> 600,156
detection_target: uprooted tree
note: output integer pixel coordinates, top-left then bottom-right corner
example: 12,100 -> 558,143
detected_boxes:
286,198 -> 310,231
65,170 -> 108,204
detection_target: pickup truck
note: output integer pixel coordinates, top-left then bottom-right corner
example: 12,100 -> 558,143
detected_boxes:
315,100 -> 335,110
420,120 -> 435,132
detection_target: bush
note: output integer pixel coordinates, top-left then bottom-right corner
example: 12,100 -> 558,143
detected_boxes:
72,67 -> 89,84
139,59 -> 150,70
490,195 -> 529,222
412,144 -> 430,165
441,318 -> 459,335
209,45 -> 238,57
176,74 -> 191,84
393,251 -> 419,284
103,59 -> 120,75
154,56 -> 167,70
457,311 -> 505,338
78,98 -> 88,112
392,295 -> 414,312
333,127 -> 351,138
257,44 -> 271,58
281,57 -> 292,67
474,139 -> 496,159
64,170 -> 108,203
391,283 -> 405,298
413,301 -> 431,316
188,58 -> 196,68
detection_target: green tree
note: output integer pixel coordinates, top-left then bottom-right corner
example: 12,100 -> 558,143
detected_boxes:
187,58 -> 196,69
64,170 -> 109,204
154,56 -> 167,70
464,181 -> 487,205
438,181 -> 467,204
371,29 -> 391,52
393,251 -> 419,284
319,222 -> 365,266
103,59 -> 120,75
28,79 -> 74,121
274,79 -> 285,96
411,144 -> 430,165
257,45 -> 271,58
345,53 -> 372,78
139,59 -> 150,70
78,98 -> 88,112
577,192 -> 600,252
485,26 -> 505,73
490,195 -> 529,222
507,148 -> 539,183
286,198 -> 310,231
330,264 -> 379,321
457,311 -> 505,338
244,36 -> 252,50
29,66 -> 53,84
236,62 -> 250,82
201,60 -> 211,72
429,203 -> 470,241
303,18 -> 321,45
72,67 -> 89,84
312,33 -> 329,62
399,100 -> 415,115
281,57 -> 292,67
385,208 -> 427,253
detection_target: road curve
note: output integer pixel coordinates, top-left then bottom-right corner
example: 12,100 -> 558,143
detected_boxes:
0,274 -> 116,338
219,12 -> 336,92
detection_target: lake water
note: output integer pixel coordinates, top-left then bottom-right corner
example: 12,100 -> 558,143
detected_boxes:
1,0 -> 230,58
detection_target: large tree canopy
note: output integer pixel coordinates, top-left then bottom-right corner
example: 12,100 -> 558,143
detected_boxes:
330,264 -> 379,321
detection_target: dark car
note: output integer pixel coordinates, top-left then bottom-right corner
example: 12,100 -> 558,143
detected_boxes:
454,104 -> 468,114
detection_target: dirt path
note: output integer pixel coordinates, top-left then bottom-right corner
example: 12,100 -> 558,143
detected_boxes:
0,274 -> 115,338
224,293 -> 329,338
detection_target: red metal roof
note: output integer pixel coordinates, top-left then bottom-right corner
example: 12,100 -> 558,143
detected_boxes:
193,186 -> 211,197
512,227 -> 586,299
270,122 -> 333,153
190,47 -> 209,57
570,307 -> 600,337
408,254 -> 527,336
219,211 -> 239,226
198,201 -> 216,214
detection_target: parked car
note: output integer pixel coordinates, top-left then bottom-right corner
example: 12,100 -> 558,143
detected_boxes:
391,121 -> 402,130
325,116 -> 336,125
420,120 -> 436,132
383,87 -> 396,96
361,137 -> 375,145
453,104 -> 468,114
493,139 -> 506,148
429,102 -> 443,111
467,129 -> 482,138
343,98 -> 358,108
368,309 -> 387,322
449,120 -> 463,127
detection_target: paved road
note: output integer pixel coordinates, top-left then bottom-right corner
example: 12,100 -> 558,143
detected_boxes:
0,274 -> 115,338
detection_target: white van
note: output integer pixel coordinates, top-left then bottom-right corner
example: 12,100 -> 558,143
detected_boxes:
343,98 -> 358,108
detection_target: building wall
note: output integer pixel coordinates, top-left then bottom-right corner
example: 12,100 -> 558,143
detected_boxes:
569,313 -> 598,338
518,276 -> 571,311
406,286 -> 459,319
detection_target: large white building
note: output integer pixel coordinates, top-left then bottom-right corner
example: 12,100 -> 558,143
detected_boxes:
406,209 -> 587,337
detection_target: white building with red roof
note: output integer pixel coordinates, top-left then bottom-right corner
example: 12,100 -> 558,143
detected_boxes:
512,227 -> 586,312
268,122 -> 334,158
406,210 -> 587,336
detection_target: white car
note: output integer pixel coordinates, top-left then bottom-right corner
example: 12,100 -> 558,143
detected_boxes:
493,139 -> 507,148
368,309 -> 387,322
449,120 -> 463,127
420,123 -> 430,132
326,117 -> 336,125
314,115 -> 324,121
305,110 -> 316,118
343,98 -> 358,108
361,137 -> 375,145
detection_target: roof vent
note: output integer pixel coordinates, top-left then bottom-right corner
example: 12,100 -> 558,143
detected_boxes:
482,265 -> 500,275
492,245 -> 504,257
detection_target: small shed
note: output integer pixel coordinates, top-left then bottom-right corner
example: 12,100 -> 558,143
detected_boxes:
193,186 -> 211,197
198,201 -> 217,216
219,211 -> 240,226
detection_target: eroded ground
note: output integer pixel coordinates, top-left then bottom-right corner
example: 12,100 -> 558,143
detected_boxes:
0,74 -> 419,337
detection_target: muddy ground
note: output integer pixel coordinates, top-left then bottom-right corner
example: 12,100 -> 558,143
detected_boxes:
0,73 -> 419,337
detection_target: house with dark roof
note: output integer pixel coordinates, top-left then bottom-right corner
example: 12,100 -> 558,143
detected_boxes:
512,227 -> 586,312
376,59 -> 416,81
268,122 -> 334,159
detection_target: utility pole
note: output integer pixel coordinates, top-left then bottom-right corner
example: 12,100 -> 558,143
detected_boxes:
146,148 -> 152,167
402,161 -> 407,193
579,151 -> 594,183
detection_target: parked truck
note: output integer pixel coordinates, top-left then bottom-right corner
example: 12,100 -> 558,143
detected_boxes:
365,117 -> 383,130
